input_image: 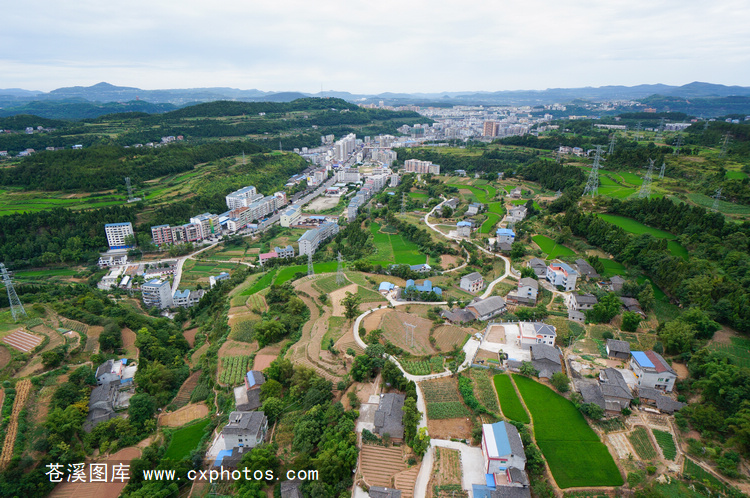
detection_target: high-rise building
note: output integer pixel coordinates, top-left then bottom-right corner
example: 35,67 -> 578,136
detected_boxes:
404,159 -> 440,175
142,279 -> 174,309
483,121 -> 500,137
104,222 -> 134,250
225,186 -> 263,210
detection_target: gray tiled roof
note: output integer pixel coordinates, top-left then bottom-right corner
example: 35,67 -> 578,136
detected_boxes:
607,339 -> 631,354
532,322 -> 557,337
280,479 -> 304,498
491,486 -> 532,498
573,293 -> 598,306
224,411 -> 266,436
96,359 -> 114,378
236,388 -> 261,411
369,487 -> 402,498
579,382 -> 606,410
468,296 -> 506,317
655,396 -> 687,414
530,344 -> 561,364
508,467 -> 529,486
518,277 -> 538,289
529,258 -> 546,268
374,393 -> 405,439
600,368 -> 633,400
501,421 -> 526,460
462,272 -> 484,283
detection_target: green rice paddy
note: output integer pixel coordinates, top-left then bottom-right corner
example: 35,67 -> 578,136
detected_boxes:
369,222 -> 426,265
597,214 -> 688,259
513,375 -> 623,488
164,418 -> 211,460
492,374 -> 530,423
531,234 -> 576,259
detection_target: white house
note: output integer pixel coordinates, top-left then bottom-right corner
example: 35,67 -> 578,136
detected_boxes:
456,221 -> 472,238
496,228 -> 515,245
141,279 -> 173,309
566,293 -> 598,311
460,272 -> 485,294
546,260 -> 578,291
519,322 -> 557,349
222,411 -> 268,450
482,421 -> 526,474
630,351 -> 678,393
280,205 -> 301,227
466,296 -> 506,321
515,278 -> 538,305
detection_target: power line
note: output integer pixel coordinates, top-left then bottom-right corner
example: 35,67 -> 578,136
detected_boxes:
0,264 -> 26,321
582,145 -> 604,197
659,161 -> 666,180
607,134 -> 616,155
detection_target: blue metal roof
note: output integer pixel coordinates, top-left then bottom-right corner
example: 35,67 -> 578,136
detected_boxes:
379,282 -> 395,291
490,421 -> 512,457
105,222 -> 132,227
214,450 -> 233,467
472,485 -> 495,498
496,228 -> 515,236
457,221 -> 472,227
631,351 -> 654,368
485,473 -> 496,488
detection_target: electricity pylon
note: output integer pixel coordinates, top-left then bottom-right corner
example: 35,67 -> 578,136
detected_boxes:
0,264 -> 26,321
582,145 -> 604,197
638,159 -> 655,199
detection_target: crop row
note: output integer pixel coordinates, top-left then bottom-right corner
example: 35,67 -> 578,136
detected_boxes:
422,382 -> 460,403
471,370 -> 499,412
652,429 -> 677,460
628,427 -> 657,460
427,401 -> 471,420
220,355 -> 253,386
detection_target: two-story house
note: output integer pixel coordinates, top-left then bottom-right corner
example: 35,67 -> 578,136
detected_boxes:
546,260 -> 578,291
460,272 -> 485,294
222,411 -> 268,450
630,351 -> 677,392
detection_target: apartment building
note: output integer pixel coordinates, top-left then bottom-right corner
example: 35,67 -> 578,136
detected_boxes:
142,279 -> 174,309
298,221 -> 340,256
104,222 -> 134,250
403,159 -> 440,175
225,186 -> 263,210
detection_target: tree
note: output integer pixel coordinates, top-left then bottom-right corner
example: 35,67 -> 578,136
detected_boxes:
128,393 -> 156,429
402,397 -> 421,444
587,293 -> 621,323
341,292 -> 362,320
622,311 -> 642,332
260,397 -> 284,423
519,361 -> 539,377
580,402 -> 604,420
412,427 -> 431,456
550,372 -> 570,393
659,320 -> 696,354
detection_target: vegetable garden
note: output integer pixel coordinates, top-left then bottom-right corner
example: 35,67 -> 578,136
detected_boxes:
219,355 -> 254,386
628,426 -> 657,460
652,429 -> 677,460
422,378 -> 471,419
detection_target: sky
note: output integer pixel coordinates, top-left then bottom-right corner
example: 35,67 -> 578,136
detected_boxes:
2,0 -> 749,94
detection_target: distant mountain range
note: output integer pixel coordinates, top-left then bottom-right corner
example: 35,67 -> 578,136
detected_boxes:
3,81 -> 750,107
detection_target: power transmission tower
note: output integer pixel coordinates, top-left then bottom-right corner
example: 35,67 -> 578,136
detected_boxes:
125,177 -> 141,203
0,264 -> 26,321
555,144 -> 561,163
638,159 -> 655,199
673,134 -> 684,155
607,134 -> 616,155
555,189 -> 562,198
404,323 -> 417,349
719,133 -> 731,158
655,118 -> 665,140
659,161 -> 666,180
704,119 -> 710,130
336,252 -> 345,285
712,188 -> 723,211
307,253 -> 314,276
279,140 -> 283,152
635,122 -> 643,142
582,145 -> 603,197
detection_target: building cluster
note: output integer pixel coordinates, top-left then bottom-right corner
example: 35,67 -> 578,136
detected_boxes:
259,245 -> 295,265
84,358 -> 137,432
347,172 -> 390,222
141,278 -> 205,310
212,370 -> 269,468
573,345 -> 685,416
403,159 -> 440,175
297,220 -> 340,256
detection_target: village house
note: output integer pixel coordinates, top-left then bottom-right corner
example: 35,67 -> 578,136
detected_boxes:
496,228 -> 515,245
574,258 -> 600,280
609,275 -> 625,291
467,202 -> 483,215
599,368 -> 634,411
221,411 -> 268,450
606,339 -> 631,360
507,205 -> 528,223
527,258 -> 547,277
466,296 -> 507,321
515,278 -> 538,305
234,370 -> 265,411
638,387 -> 686,414
474,421 -> 530,497
460,272 -> 485,294
566,293 -> 598,312
546,260 -> 578,291
373,393 -> 405,441
630,351 -> 678,392
529,344 -> 562,379
440,308 -> 476,324
620,297 -> 646,317
519,322 -> 557,349
457,220 -> 473,237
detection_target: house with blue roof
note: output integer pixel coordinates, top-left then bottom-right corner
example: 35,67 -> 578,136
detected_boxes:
379,281 -> 395,294
404,279 -> 442,299
496,228 -> 515,244
457,220 -> 473,237
478,421 -> 530,496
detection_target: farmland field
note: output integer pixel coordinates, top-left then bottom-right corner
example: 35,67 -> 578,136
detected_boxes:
492,374 -> 530,423
219,355 -> 254,386
532,234 -> 576,259
240,268 -> 277,296
687,192 -> 750,216
479,213 -> 501,234
683,458 -> 731,492
513,374 -> 623,488
432,325 -> 469,351
652,429 -> 677,460
164,418 -> 211,460
598,214 -> 688,258
422,378 -> 471,419
725,170 -> 748,180
469,369 -> 499,413
598,258 -> 627,277
275,261 -> 338,285
628,426 -> 657,460
709,336 -> 750,368
370,222 -> 426,265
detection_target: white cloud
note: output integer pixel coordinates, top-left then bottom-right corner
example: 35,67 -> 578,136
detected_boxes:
2,0 -> 749,93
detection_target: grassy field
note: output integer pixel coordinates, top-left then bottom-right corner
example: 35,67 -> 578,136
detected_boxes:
275,261 -> 338,285
240,268 -> 277,296
531,234 -> 576,259
370,221 -> 426,265
709,336 -> 750,368
598,214 -> 688,258
479,213 -> 502,234
636,276 -> 667,301
683,458 -> 732,493
492,374 -> 530,423
513,374 -> 623,488
725,170 -> 748,180
597,258 -> 627,277
164,418 -> 211,460
686,193 -> 750,216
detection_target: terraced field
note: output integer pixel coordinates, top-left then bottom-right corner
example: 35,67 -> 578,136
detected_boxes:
598,214 -> 688,259
628,426 -> 657,460
360,445 -> 405,488
422,377 -> 471,419
532,234 -> 576,259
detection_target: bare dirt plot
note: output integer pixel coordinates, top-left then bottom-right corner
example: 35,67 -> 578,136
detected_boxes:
85,325 -> 103,352
122,327 -> 138,358
330,284 -> 359,317
608,433 -> 635,460
190,343 -> 209,366
360,445 -> 406,488
183,327 -> 199,348
427,447 -> 464,496
1,379 -> 31,469
218,340 -> 258,359
362,308 -> 389,332
433,325 -> 469,351
672,362 -> 689,379
159,402 -> 209,427
0,345 -> 10,369
31,324 -> 65,352
253,354 -> 277,372
380,311 -> 436,355
427,417 -> 473,441
15,356 -> 44,378
2,329 -> 42,352
440,254 -> 460,268
485,324 -> 506,343
172,370 -> 201,409
712,326 -> 736,345
306,196 -> 340,211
